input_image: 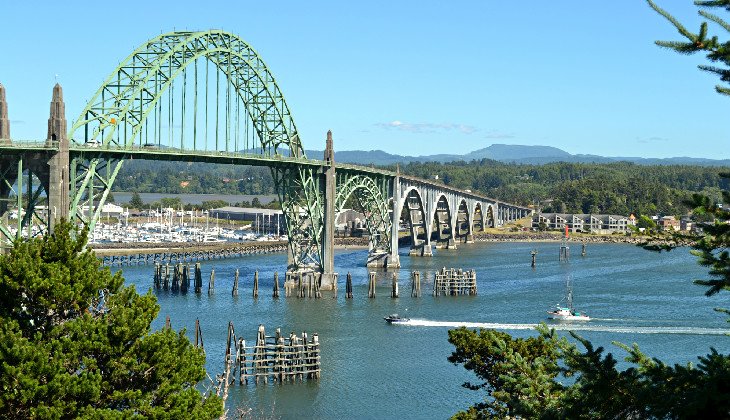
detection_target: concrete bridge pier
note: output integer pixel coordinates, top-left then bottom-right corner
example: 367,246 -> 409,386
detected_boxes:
320,131 -> 337,289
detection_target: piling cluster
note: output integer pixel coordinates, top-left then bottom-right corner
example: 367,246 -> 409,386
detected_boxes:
433,267 -> 477,296
283,272 -> 330,298
153,264 -> 477,299
224,323 -> 320,385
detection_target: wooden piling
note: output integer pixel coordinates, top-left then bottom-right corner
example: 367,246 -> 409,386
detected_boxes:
254,324 -> 267,384
153,263 -> 161,289
165,315 -> 171,329
181,263 -> 189,293
346,272 -> 353,299
581,242 -> 587,257
232,269 -> 239,296
171,263 -> 180,292
194,318 -> 204,350
391,272 -> 399,298
332,273 -> 338,298
368,272 -> 376,298
307,273 -> 313,298
411,271 -> 421,297
253,270 -> 259,298
208,269 -> 215,295
297,273 -> 304,298
194,263 -> 202,294
273,272 -> 280,298
314,274 -> 322,299
531,249 -> 538,268
163,264 -> 170,290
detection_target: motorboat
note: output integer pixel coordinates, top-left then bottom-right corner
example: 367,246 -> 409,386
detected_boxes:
384,314 -> 410,324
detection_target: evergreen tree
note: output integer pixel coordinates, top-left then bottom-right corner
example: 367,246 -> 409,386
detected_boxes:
0,222 -> 222,418
129,191 -> 144,210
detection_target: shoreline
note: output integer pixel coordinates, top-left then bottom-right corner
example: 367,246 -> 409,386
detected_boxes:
91,237 -> 370,257
91,232 -> 690,258
471,231 -> 693,247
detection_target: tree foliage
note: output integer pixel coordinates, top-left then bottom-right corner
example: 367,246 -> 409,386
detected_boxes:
129,191 -> 144,210
449,324 -> 730,418
0,223 -> 222,418
648,0 -> 730,96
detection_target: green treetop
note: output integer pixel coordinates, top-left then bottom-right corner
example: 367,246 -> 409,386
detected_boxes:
648,0 -> 730,96
0,222 -> 222,418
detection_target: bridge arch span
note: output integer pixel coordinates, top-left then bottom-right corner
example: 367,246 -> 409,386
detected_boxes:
431,193 -> 456,249
334,173 -> 392,265
455,198 -> 472,243
70,30 -> 303,156
397,186 -> 431,256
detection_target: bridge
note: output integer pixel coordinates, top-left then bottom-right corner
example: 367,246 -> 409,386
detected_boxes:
0,30 -> 532,289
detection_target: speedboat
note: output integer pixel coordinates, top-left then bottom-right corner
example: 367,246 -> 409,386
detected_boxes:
384,314 -> 410,324
547,305 -> 590,321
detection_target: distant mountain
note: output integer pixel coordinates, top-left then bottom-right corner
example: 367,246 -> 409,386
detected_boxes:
305,144 -> 730,167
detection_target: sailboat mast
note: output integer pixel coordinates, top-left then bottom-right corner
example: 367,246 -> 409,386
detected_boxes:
566,276 -> 573,310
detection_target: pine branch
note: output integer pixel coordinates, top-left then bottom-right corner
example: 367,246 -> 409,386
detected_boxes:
694,1 -> 730,12
698,9 -> 730,32
655,40 -> 703,54
647,0 -> 697,40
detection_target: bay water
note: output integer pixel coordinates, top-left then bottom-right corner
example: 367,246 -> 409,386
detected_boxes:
115,241 -> 730,419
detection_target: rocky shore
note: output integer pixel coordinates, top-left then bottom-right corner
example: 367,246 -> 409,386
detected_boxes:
472,231 -> 694,247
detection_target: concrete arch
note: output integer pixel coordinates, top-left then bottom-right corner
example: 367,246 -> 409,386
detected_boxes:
485,204 -> 496,228
335,174 -> 391,260
431,193 -> 456,249
455,198 -> 472,243
398,187 -> 432,256
473,202 -> 484,232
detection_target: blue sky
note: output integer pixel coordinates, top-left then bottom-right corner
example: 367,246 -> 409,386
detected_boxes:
1,1 -> 728,159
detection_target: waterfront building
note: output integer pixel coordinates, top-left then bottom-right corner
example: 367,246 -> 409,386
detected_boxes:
533,213 -> 630,234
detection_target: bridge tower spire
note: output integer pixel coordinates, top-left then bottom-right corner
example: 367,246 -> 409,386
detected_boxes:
0,83 -> 9,142
321,130 -> 337,288
46,83 -> 69,231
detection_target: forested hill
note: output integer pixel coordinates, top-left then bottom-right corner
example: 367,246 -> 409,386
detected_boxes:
390,160 -> 730,216
115,159 -> 729,217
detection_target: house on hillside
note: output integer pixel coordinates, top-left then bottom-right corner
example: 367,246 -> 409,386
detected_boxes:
657,216 -> 680,231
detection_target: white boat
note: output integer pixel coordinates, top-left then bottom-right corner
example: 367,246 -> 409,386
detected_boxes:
547,275 -> 589,321
547,305 -> 590,321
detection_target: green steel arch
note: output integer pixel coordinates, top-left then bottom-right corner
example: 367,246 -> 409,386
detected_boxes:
65,30 -> 324,270
335,173 -> 392,257
69,30 -> 304,156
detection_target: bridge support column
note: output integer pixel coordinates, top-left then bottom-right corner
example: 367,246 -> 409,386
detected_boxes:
320,131 -> 337,290
387,173 -> 401,267
46,84 -> 69,233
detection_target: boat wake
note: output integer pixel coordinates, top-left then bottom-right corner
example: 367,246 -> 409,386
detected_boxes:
402,319 -> 730,336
